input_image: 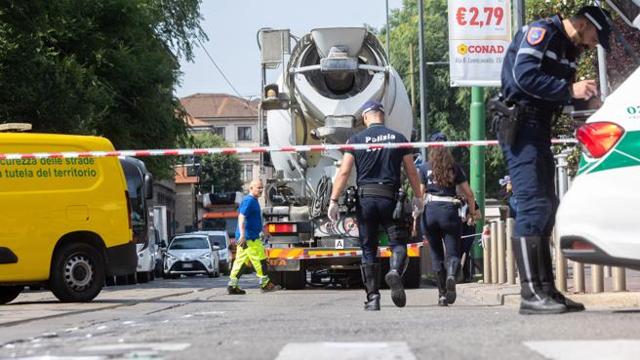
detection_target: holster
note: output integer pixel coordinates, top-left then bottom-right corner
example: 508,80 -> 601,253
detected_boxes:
489,95 -> 520,146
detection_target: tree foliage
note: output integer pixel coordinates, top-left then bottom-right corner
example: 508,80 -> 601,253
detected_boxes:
0,0 -> 206,178
190,132 -> 242,194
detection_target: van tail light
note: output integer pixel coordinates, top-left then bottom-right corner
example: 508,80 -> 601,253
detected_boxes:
571,240 -> 595,252
576,122 -> 624,158
266,223 -> 297,235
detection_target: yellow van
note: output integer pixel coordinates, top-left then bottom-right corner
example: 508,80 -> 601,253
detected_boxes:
0,133 -> 136,303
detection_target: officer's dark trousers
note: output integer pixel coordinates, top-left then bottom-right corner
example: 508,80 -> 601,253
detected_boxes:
421,202 -> 462,272
356,195 -> 407,264
500,118 -> 558,238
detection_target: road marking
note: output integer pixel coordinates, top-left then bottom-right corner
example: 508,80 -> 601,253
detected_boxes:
275,342 -> 416,360
524,340 -> 640,360
10,357 -> 105,360
80,342 -> 191,352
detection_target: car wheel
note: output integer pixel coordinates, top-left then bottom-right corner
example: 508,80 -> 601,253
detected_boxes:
149,270 -> 155,281
49,243 -> 105,302
208,271 -> 216,278
137,272 -> 150,283
0,286 -> 23,304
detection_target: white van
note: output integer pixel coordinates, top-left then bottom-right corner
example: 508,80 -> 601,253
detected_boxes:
556,65 -> 640,269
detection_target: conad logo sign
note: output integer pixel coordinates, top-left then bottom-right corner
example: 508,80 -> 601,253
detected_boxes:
457,44 -> 505,55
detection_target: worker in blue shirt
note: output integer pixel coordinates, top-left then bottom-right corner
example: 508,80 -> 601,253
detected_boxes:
497,6 -> 611,314
328,100 -> 423,311
227,179 -> 277,294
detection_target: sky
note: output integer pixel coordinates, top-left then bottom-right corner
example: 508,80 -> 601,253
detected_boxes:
176,0 -> 404,99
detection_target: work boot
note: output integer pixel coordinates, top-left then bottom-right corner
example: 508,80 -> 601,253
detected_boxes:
445,257 -> 460,304
540,237 -> 585,312
435,267 -> 448,307
512,236 -> 567,315
360,263 -> 381,311
227,286 -> 246,295
385,247 -> 407,307
261,280 -> 280,293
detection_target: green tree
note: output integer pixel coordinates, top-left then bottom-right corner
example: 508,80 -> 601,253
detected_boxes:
190,132 -> 242,194
0,0 -> 206,178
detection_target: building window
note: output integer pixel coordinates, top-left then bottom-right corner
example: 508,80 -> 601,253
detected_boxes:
212,127 -> 225,138
241,164 -> 253,182
237,126 -> 252,141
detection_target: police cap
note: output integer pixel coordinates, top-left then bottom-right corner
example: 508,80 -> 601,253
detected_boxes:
361,100 -> 384,116
430,132 -> 448,142
577,6 -> 613,51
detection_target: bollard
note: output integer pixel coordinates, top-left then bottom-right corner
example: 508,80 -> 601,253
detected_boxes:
554,231 -> 568,292
483,226 -> 491,284
490,222 -> 499,284
573,261 -> 585,293
506,218 -> 516,285
591,264 -> 604,293
613,267 -> 627,292
604,266 -> 612,278
497,220 -> 506,283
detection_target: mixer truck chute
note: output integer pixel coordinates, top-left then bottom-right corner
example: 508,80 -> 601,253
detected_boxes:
258,27 -> 421,289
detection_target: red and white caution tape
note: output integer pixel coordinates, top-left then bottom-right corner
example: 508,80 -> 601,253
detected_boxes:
0,139 -> 577,160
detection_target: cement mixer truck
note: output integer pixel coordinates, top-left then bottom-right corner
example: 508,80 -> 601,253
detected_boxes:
257,27 -> 421,289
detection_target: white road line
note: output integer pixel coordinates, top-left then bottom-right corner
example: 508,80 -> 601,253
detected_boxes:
275,342 -> 416,360
524,340 -> 640,360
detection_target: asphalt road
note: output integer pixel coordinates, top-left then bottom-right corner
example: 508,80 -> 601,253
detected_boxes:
1,276 -> 640,359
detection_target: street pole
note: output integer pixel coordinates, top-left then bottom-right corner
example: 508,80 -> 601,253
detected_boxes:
386,0 -> 390,59
470,87 -> 486,260
418,0 -> 428,160
409,43 -> 416,116
513,0 -> 526,31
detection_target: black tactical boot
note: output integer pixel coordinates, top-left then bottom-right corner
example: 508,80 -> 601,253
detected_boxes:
512,236 -> 567,315
540,237 -> 585,312
445,257 -> 460,304
227,286 -> 246,295
436,267 -> 448,306
361,263 -> 381,311
385,246 -> 407,307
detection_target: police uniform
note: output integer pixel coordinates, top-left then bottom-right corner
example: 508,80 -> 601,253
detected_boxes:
499,7 -> 610,314
344,102 -> 412,310
419,154 -> 467,306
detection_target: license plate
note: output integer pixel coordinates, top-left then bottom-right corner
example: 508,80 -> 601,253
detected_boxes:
182,263 -> 193,269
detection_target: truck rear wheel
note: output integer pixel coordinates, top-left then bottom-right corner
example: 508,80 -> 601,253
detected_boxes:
283,267 -> 306,290
49,243 -> 105,302
0,286 -> 23,304
403,258 -> 421,289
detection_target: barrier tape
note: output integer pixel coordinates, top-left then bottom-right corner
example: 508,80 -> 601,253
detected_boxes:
0,139 -> 577,160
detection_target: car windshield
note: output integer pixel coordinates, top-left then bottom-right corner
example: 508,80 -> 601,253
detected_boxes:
208,235 -> 227,248
169,237 -> 209,250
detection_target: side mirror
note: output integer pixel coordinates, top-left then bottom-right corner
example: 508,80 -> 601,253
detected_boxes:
160,241 -> 167,248
144,174 -> 154,199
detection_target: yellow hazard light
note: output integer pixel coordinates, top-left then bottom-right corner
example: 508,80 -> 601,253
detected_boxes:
266,89 -> 277,98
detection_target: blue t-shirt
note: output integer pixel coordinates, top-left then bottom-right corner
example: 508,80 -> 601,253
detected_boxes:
235,194 -> 262,240
345,124 -> 411,187
419,161 -> 467,197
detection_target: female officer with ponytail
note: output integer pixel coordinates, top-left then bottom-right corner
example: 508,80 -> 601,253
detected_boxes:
419,132 -> 479,306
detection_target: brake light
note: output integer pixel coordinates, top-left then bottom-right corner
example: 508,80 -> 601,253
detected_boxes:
571,240 -> 594,251
576,122 -> 624,158
266,223 -> 297,234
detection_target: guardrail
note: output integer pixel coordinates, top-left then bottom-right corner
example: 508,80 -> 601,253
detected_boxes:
481,218 -> 628,293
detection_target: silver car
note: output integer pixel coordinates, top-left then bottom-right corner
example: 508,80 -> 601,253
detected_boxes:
191,231 -> 231,275
163,234 -> 220,278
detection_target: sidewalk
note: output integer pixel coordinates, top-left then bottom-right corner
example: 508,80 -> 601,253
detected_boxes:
459,268 -> 640,309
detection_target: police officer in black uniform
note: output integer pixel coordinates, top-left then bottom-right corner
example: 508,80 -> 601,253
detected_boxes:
419,132 -> 479,306
498,6 -> 612,314
328,100 -> 423,311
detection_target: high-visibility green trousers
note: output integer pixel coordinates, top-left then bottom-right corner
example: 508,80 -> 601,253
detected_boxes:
228,239 -> 269,287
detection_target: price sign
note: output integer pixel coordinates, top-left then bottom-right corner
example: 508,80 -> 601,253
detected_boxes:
448,0 -> 512,87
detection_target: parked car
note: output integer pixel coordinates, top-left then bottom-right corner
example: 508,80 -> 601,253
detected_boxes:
163,234 -> 220,278
556,65 -> 640,270
191,231 -> 231,275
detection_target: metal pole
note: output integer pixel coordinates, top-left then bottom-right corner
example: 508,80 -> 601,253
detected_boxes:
417,0 -> 428,160
506,218 -> 516,284
497,220 -> 506,283
591,264 -> 604,293
597,44 -> 609,100
409,44 -> 416,115
613,267 -> 627,292
513,0 -> 526,32
385,0 -> 390,59
470,87 -> 486,262
490,221 -> 498,284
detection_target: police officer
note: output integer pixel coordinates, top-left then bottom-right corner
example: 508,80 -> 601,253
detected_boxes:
499,6 -> 611,314
419,132 -> 479,306
328,100 -> 423,311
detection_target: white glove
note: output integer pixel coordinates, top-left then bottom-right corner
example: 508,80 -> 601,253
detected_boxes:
328,201 -> 339,223
411,196 -> 424,218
